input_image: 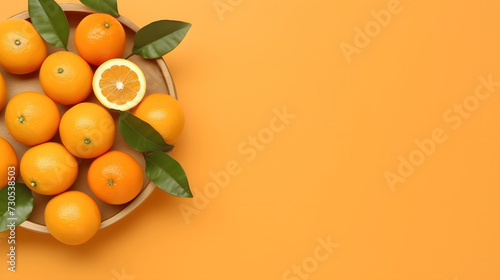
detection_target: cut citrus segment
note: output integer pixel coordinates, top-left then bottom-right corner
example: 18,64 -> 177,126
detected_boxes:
92,58 -> 146,111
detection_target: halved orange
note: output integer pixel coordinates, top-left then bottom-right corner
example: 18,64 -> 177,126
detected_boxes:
92,58 -> 146,111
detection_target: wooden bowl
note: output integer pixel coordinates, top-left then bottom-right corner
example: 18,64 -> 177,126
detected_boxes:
0,4 -> 177,234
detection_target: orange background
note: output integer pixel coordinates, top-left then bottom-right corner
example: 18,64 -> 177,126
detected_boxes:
1,0 -> 500,279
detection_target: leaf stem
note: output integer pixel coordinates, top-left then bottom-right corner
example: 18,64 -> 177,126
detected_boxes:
125,52 -> 136,59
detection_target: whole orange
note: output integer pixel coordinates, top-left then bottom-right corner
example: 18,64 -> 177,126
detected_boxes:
0,137 -> 18,188
20,142 -> 78,195
59,102 -> 115,159
45,191 -> 101,245
133,93 -> 185,144
74,13 -> 126,66
5,91 -> 60,146
39,51 -> 93,105
0,19 -> 47,74
0,72 -> 6,111
88,151 -> 143,205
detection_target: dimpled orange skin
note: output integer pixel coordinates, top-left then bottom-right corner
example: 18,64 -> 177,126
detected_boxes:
133,94 -> 185,144
20,142 -> 78,195
0,137 -> 18,188
5,92 -> 60,146
0,72 -> 6,111
88,151 -> 143,205
74,14 -> 126,66
59,102 -> 115,159
39,51 -> 93,105
45,191 -> 101,245
0,19 -> 47,74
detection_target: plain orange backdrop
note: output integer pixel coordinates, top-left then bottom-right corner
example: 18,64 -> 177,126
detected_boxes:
1,0 -> 500,279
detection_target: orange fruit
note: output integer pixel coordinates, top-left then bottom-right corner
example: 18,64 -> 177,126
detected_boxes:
0,19 -> 47,74
0,137 -> 18,188
45,191 -> 101,245
92,58 -> 146,111
88,151 -> 143,205
0,72 -> 6,111
39,51 -> 93,105
59,102 -> 115,159
5,91 -> 60,146
74,13 -> 126,66
20,142 -> 78,195
133,93 -> 185,144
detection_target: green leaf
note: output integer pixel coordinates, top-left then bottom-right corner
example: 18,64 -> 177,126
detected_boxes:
0,184 -> 34,232
28,0 -> 70,50
129,20 -> 191,59
145,152 -> 192,198
80,0 -> 120,17
119,111 -> 174,152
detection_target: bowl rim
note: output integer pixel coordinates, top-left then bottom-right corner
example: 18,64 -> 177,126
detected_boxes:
9,3 -> 177,234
